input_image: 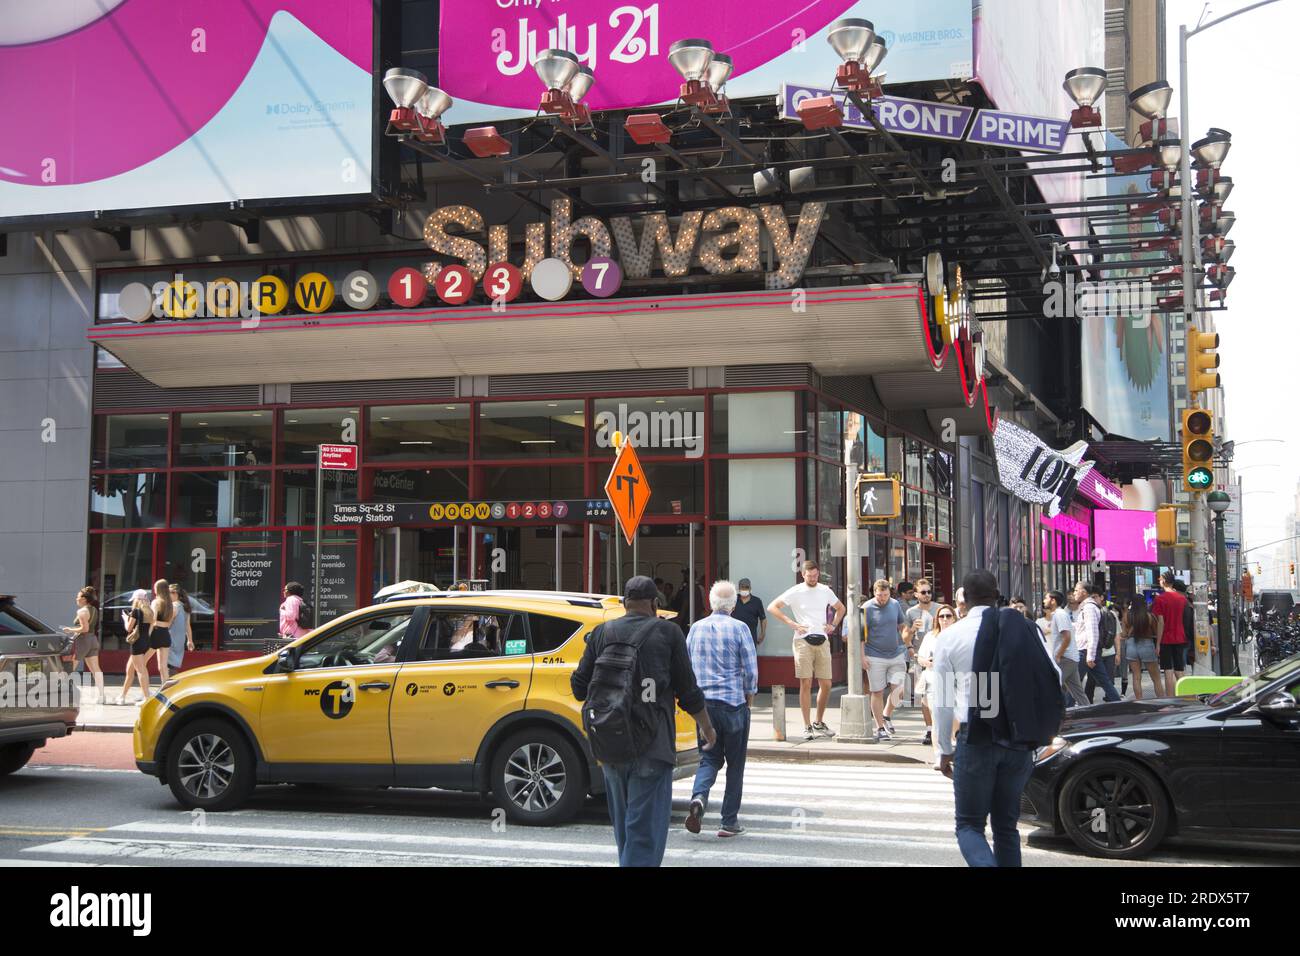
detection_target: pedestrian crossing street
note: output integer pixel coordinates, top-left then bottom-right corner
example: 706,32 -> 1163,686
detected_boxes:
12,761 -> 1238,868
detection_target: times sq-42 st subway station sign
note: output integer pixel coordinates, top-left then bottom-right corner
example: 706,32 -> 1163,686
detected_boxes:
118,199 -> 828,322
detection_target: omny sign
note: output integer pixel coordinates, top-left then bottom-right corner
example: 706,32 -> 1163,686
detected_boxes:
780,86 -> 1069,154
782,86 -> 973,142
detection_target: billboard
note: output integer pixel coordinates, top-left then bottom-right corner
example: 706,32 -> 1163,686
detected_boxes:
972,0 -> 1104,237
436,0 -> 974,126
0,0 -> 374,222
1094,509 -> 1159,564
1081,131 -> 1172,441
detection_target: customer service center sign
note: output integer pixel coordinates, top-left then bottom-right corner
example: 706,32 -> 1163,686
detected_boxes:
436,0 -> 974,124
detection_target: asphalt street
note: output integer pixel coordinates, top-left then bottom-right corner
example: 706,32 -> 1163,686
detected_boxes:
0,735 -> 1291,867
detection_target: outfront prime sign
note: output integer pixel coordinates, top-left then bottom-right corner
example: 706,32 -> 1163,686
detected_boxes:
782,86 -> 973,141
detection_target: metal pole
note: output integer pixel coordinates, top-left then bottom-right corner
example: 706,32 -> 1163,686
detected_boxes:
555,524 -> 562,592
633,528 -> 640,581
615,530 -> 622,593
469,525 -> 477,583
838,413 -> 871,741
587,523 -> 594,593
313,448 -> 323,628
452,526 -> 459,588
688,522 -> 696,623
1214,512 -> 1237,675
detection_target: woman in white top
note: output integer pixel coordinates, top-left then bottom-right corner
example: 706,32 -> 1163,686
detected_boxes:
915,603 -> 957,755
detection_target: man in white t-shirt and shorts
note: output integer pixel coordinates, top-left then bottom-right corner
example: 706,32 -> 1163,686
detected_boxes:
1047,590 -> 1087,706
769,560 -> 846,741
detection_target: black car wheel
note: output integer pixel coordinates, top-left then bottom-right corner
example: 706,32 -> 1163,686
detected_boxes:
1058,757 -> 1170,859
490,728 -> 586,827
166,719 -> 256,811
0,742 -> 37,776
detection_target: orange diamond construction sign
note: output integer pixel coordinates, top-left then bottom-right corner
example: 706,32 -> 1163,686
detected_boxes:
604,440 -> 651,546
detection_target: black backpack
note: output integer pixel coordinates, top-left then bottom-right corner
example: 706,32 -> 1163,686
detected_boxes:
1099,607 -> 1117,651
582,617 -> 660,765
297,601 -> 314,630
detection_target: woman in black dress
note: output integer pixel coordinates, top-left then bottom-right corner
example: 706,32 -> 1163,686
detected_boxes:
148,579 -> 174,684
114,588 -> 153,705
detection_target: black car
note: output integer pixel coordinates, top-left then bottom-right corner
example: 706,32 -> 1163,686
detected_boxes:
1021,653 -> 1300,859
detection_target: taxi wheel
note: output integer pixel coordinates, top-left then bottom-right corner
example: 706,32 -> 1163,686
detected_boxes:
490,728 -> 586,827
1058,757 -> 1170,860
0,743 -> 36,776
166,719 -> 256,811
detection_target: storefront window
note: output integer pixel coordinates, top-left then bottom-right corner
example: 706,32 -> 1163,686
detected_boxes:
712,459 -> 795,520
371,468 -> 469,502
933,449 -> 954,497
816,401 -> 840,459
904,488 -> 921,539
641,462 -> 705,516
91,473 -> 166,529
281,469 -> 358,526
816,460 -> 842,525
287,531 -> 359,626
886,433 -> 904,478
596,396 -> 705,458
904,437 -> 922,489
478,401 -> 585,458
710,392 -> 796,454
282,408 -> 360,464
805,459 -> 817,521
93,532 -> 154,647
160,532 -> 217,651
367,404 -> 470,461
94,414 -> 169,469
178,411 -> 273,467
479,464 -> 584,501
865,420 -> 886,474
938,498 -> 952,544
906,541 -> 922,582
173,471 -> 273,527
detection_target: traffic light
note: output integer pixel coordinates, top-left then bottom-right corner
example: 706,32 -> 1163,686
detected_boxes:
1187,328 -> 1221,396
1182,407 -> 1214,491
1156,506 -> 1178,545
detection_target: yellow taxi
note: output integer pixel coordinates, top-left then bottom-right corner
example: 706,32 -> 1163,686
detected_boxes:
134,592 -> 699,826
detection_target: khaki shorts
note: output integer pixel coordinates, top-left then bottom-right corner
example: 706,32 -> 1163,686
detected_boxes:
793,636 -> 832,680
865,654 -> 908,693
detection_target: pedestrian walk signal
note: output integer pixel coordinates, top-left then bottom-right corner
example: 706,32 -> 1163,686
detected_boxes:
1181,408 -> 1214,492
855,475 -> 900,522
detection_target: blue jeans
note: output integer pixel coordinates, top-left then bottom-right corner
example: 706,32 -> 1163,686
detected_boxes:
690,701 -> 750,830
952,728 -> 1035,867
601,757 -> 675,867
1079,656 -> 1121,703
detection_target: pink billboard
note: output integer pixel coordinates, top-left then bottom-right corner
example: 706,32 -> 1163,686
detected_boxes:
1093,509 -> 1158,564
436,1 -> 975,125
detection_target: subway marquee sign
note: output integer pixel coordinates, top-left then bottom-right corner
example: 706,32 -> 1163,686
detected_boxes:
116,198 -> 827,322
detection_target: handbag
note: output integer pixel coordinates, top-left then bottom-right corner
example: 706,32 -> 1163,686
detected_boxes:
125,609 -> 140,645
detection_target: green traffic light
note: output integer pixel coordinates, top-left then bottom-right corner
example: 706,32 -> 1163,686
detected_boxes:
1186,467 -> 1213,489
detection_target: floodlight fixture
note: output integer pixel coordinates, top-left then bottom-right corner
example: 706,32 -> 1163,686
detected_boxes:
1064,67 -> 1106,128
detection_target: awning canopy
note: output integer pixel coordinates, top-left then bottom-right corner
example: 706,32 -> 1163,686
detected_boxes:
88,284 -> 942,389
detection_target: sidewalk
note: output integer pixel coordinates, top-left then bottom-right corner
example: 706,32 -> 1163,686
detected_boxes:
74,683 -> 157,733
746,687 -> 935,765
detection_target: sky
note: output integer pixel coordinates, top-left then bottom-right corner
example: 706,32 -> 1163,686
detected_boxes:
1165,0 -> 1300,587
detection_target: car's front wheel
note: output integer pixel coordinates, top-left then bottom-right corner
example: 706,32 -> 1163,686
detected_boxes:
490,728 -> 586,826
0,742 -> 37,776
1058,757 -> 1170,859
165,718 -> 256,811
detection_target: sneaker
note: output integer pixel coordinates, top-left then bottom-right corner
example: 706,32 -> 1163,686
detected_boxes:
811,721 -> 836,738
875,727 -> 891,742
922,729 -> 933,746
717,826 -> 746,838
685,799 -> 704,834
883,717 -> 896,735
803,725 -> 816,741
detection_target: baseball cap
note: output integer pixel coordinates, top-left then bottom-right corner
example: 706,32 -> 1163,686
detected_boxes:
738,578 -> 751,589
624,575 -> 660,601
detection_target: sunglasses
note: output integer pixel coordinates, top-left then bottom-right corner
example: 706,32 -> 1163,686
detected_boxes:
938,612 -> 955,619
917,590 -> 931,596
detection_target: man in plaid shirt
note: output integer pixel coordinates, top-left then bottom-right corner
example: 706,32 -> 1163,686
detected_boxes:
684,580 -> 759,838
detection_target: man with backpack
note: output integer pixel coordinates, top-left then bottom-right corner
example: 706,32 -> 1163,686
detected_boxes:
572,576 -> 716,867
1073,582 -> 1121,703
934,570 -> 1064,867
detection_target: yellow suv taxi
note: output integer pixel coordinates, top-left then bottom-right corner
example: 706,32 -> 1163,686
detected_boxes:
134,592 -> 699,826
